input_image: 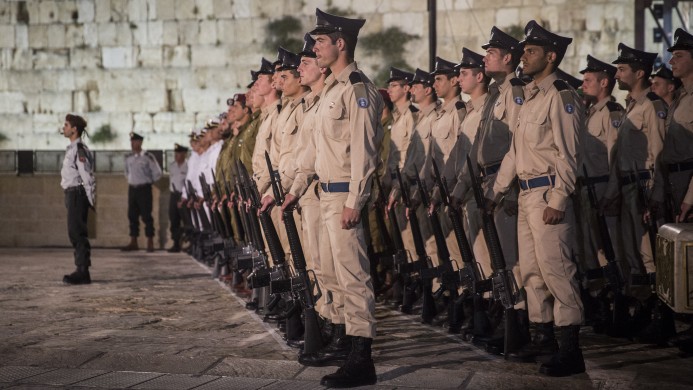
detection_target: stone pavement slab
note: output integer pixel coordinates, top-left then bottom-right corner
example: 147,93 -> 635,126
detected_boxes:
0,248 -> 691,389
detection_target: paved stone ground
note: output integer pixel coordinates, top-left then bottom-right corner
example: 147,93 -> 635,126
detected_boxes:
0,248 -> 691,390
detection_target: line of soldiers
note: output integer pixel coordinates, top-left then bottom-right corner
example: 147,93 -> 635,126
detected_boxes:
172,8 -> 693,388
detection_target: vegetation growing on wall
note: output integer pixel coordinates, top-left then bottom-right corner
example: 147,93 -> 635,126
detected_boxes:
361,27 -> 419,87
263,16 -> 304,54
90,124 -> 116,144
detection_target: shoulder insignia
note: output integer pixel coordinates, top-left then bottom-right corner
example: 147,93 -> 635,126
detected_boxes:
348,71 -> 363,85
647,92 -> 668,119
553,79 -> 579,114
455,101 -> 466,111
409,104 -> 419,113
76,143 -> 87,163
510,78 -> 525,105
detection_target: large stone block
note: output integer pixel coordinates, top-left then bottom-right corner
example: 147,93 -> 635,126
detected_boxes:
41,69 -> 77,92
174,0 -> 197,20
0,92 -> 25,114
0,26 -> 15,49
97,23 -> 117,46
115,22 -> 133,45
148,21 -> 163,45
95,0 -> 111,22
133,112 -> 154,132
70,48 -> 102,68
170,112 -> 195,133
47,25 -> 67,49
212,0 -> 234,18
31,113 -> 62,135
77,0 -> 95,22
15,25 -> 29,49
181,88 -> 222,112
33,49 -> 70,70
231,0 -> 251,18
73,90 -> 90,112
195,0 -> 215,19
191,45 -> 227,67
162,21 -> 179,45
128,0 -> 149,21
142,88 -> 167,112
155,0 -> 176,20
231,18 -> 265,44
82,23 -> 99,48
110,0 -> 129,22
496,7 -> 521,28
178,20 -> 200,45
102,46 -> 136,69
198,20 -> 217,45
215,20 -> 234,44
57,0 -> 79,24
163,45 -> 190,67
382,12 -> 425,38
137,46 -> 163,67
39,92 -> 73,114
9,49 -> 33,70
28,25 -> 48,49
65,24 -> 85,47
38,0 -> 59,24
23,92 -> 41,114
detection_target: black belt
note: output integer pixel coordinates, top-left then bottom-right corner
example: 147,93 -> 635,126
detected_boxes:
578,174 -> 609,185
129,183 -> 152,189
621,170 -> 651,185
481,163 -> 501,177
519,175 -> 555,191
64,186 -> 84,193
320,182 -> 349,193
668,161 -> 693,173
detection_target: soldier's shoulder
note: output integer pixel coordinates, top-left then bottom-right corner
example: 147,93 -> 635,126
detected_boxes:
509,77 -> 526,87
455,100 -> 466,111
606,100 -> 624,112
409,104 -> 419,113
552,79 -> 571,92
348,71 -> 365,85
646,91 -> 662,102
646,92 -> 668,119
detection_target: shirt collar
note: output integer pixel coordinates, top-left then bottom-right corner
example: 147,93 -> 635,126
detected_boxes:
468,93 -> 488,112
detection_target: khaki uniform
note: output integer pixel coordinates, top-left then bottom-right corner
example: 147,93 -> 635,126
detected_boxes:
252,102 -> 281,193
215,134 -> 241,241
236,111 -> 261,176
369,114 -> 393,254
311,62 -> 383,338
575,97 -> 623,274
661,81 -> 693,213
604,88 -> 666,275
493,73 -> 584,326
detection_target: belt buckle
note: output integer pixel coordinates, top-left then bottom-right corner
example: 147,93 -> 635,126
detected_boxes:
324,181 -> 331,193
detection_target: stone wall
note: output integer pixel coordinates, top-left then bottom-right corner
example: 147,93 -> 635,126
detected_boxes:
0,173 -> 172,248
0,0 -> 688,151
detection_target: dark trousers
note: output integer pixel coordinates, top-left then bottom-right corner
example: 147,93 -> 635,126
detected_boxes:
128,184 -> 154,238
169,191 -> 182,244
65,187 -> 91,267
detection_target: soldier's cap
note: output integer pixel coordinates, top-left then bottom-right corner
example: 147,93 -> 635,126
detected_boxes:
299,33 -> 317,58
257,58 -> 275,75
308,8 -> 366,39
218,112 -> 227,121
482,26 -> 522,55
378,88 -> 392,104
246,70 -> 259,88
612,43 -> 657,69
387,67 -> 415,84
556,68 -> 583,90
227,93 -> 246,107
668,28 -> 693,52
204,118 -> 220,130
409,68 -> 434,86
129,132 -> 144,141
580,54 -> 617,78
174,143 -> 189,153
651,65 -> 683,88
273,47 -> 288,66
278,49 -> 301,71
520,20 -> 573,57
455,47 -> 485,71
431,56 -> 458,76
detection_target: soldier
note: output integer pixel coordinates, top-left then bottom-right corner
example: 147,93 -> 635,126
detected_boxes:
491,21 -> 584,376
664,29 -> 693,223
650,65 -> 681,107
283,9 -> 383,388
168,143 -> 188,252
602,44 -> 664,279
252,58 -> 282,192
122,132 -> 163,252
60,114 -> 96,285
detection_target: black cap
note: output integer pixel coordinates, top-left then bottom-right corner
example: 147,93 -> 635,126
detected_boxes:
299,33 -> 317,58
580,54 -> 617,78
130,132 -> 143,141
482,26 -> 522,56
556,69 -> 582,90
409,68 -> 434,86
520,20 -> 572,61
174,143 -> 189,153
278,50 -> 301,71
257,58 -> 275,75
274,47 -> 288,67
612,43 -> 658,69
432,56 -> 458,75
668,28 -> 693,52
651,65 -> 682,89
455,47 -> 485,71
387,67 -> 414,83
246,70 -> 259,88
309,8 -> 366,38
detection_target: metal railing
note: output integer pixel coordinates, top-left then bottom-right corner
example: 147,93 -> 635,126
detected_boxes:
1,150 -> 173,175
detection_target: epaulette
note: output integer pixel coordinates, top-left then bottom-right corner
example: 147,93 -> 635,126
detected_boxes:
349,71 -> 370,109
647,92 -> 668,119
76,142 -> 88,163
605,101 -> 623,113
554,79 -> 579,115
510,78 -> 525,105
455,100 -> 467,123
348,71 -> 363,85
607,101 -> 625,128
409,104 -> 419,113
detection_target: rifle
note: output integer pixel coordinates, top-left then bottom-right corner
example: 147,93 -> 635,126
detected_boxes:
582,166 -> 629,335
200,173 -> 228,238
187,179 -> 211,230
234,160 -> 270,274
632,164 -> 658,264
221,166 -> 247,244
266,151 -> 324,355
466,156 -> 525,356
413,165 -> 461,331
211,169 -> 235,240
393,167 -> 435,317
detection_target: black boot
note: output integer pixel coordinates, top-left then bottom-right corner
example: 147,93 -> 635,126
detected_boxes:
298,324 -> 351,367
507,322 -> 557,362
320,336 -> 377,388
539,325 -> 585,377
63,266 -> 91,285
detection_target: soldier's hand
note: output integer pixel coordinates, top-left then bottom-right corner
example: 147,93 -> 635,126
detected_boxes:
259,195 -> 275,213
428,199 -> 439,216
282,193 -> 299,212
543,206 -> 565,225
678,202 -> 692,223
387,195 -> 397,212
503,199 -> 518,216
482,195 -> 499,215
341,206 -> 361,230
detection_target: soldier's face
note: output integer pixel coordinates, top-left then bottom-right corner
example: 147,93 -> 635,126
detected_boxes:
651,77 -> 674,100
232,102 -> 247,121
433,75 -> 454,98
131,139 -> 143,151
615,64 -> 636,91
409,83 -> 425,104
669,50 -> 693,79
255,74 -> 273,97
62,121 -> 76,138
313,35 -> 339,68
457,68 -> 479,95
298,57 -> 321,86
273,70 -> 284,91
520,45 -> 549,77
581,72 -> 602,99
281,70 -> 302,98
387,81 -> 408,103
484,48 -> 508,75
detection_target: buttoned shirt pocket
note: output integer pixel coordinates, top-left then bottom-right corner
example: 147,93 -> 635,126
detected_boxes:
324,103 -> 349,140
522,105 -> 550,145
493,101 -> 507,123
432,115 -> 452,140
